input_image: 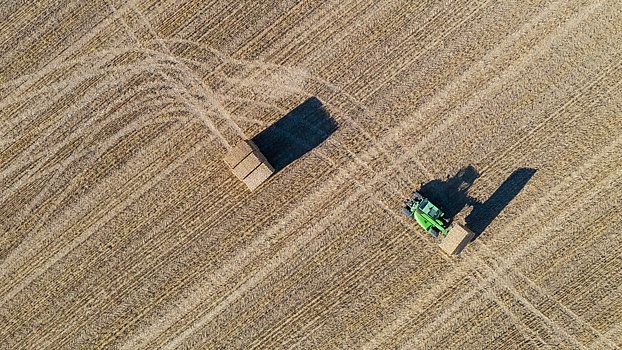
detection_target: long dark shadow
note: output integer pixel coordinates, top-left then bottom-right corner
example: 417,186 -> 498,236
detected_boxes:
466,167 -> 537,240
412,166 -> 536,242
251,97 -> 337,172
416,165 -> 480,218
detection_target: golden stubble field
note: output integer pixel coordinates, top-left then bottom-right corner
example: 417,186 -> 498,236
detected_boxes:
1,0 -> 621,348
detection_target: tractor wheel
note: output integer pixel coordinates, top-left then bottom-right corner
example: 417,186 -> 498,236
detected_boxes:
413,192 -> 423,201
402,207 -> 413,217
429,228 -> 439,238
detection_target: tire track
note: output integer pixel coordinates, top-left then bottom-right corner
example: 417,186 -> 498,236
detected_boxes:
0,47 -> 151,111
151,37 -> 310,120
231,0 -> 321,60
478,61 -> 622,179
138,38 -> 425,184
72,169 -> 243,348
208,210 -> 387,347
379,0 -> 607,179
312,0 -> 608,191
9,158 -> 218,346
312,0 -> 601,165
257,0 -> 382,65
0,50 -> 156,117
590,321 -> 622,350
282,0 -> 432,70
482,242 -> 619,348
72,175 -> 266,347
115,1 -> 242,149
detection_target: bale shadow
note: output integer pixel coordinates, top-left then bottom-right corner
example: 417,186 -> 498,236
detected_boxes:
466,167 -> 537,240
252,97 -> 337,172
416,165 -> 480,218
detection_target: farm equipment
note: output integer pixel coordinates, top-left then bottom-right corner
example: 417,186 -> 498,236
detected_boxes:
402,192 -> 474,255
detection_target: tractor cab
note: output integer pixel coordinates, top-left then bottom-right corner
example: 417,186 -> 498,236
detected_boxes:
417,199 -> 440,219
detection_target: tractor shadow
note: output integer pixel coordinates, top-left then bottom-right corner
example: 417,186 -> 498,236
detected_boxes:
466,167 -> 537,241
252,97 -> 337,172
416,165 -> 480,219
416,166 -> 536,241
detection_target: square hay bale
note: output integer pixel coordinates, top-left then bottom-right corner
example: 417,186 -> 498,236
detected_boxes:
232,152 -> 261,179
439,224 -> 474,255
244,163 -> 275,191
223,141 -> 253,168
224,140 -> 274,190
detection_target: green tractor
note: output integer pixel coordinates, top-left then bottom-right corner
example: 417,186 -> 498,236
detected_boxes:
402,192 -> 451,238
402,192 -> 474,255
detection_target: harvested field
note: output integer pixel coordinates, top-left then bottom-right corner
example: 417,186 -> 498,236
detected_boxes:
1,0 -> 621,348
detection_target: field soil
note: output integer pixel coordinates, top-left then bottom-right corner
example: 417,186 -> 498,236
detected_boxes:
1,0 -> 621,349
